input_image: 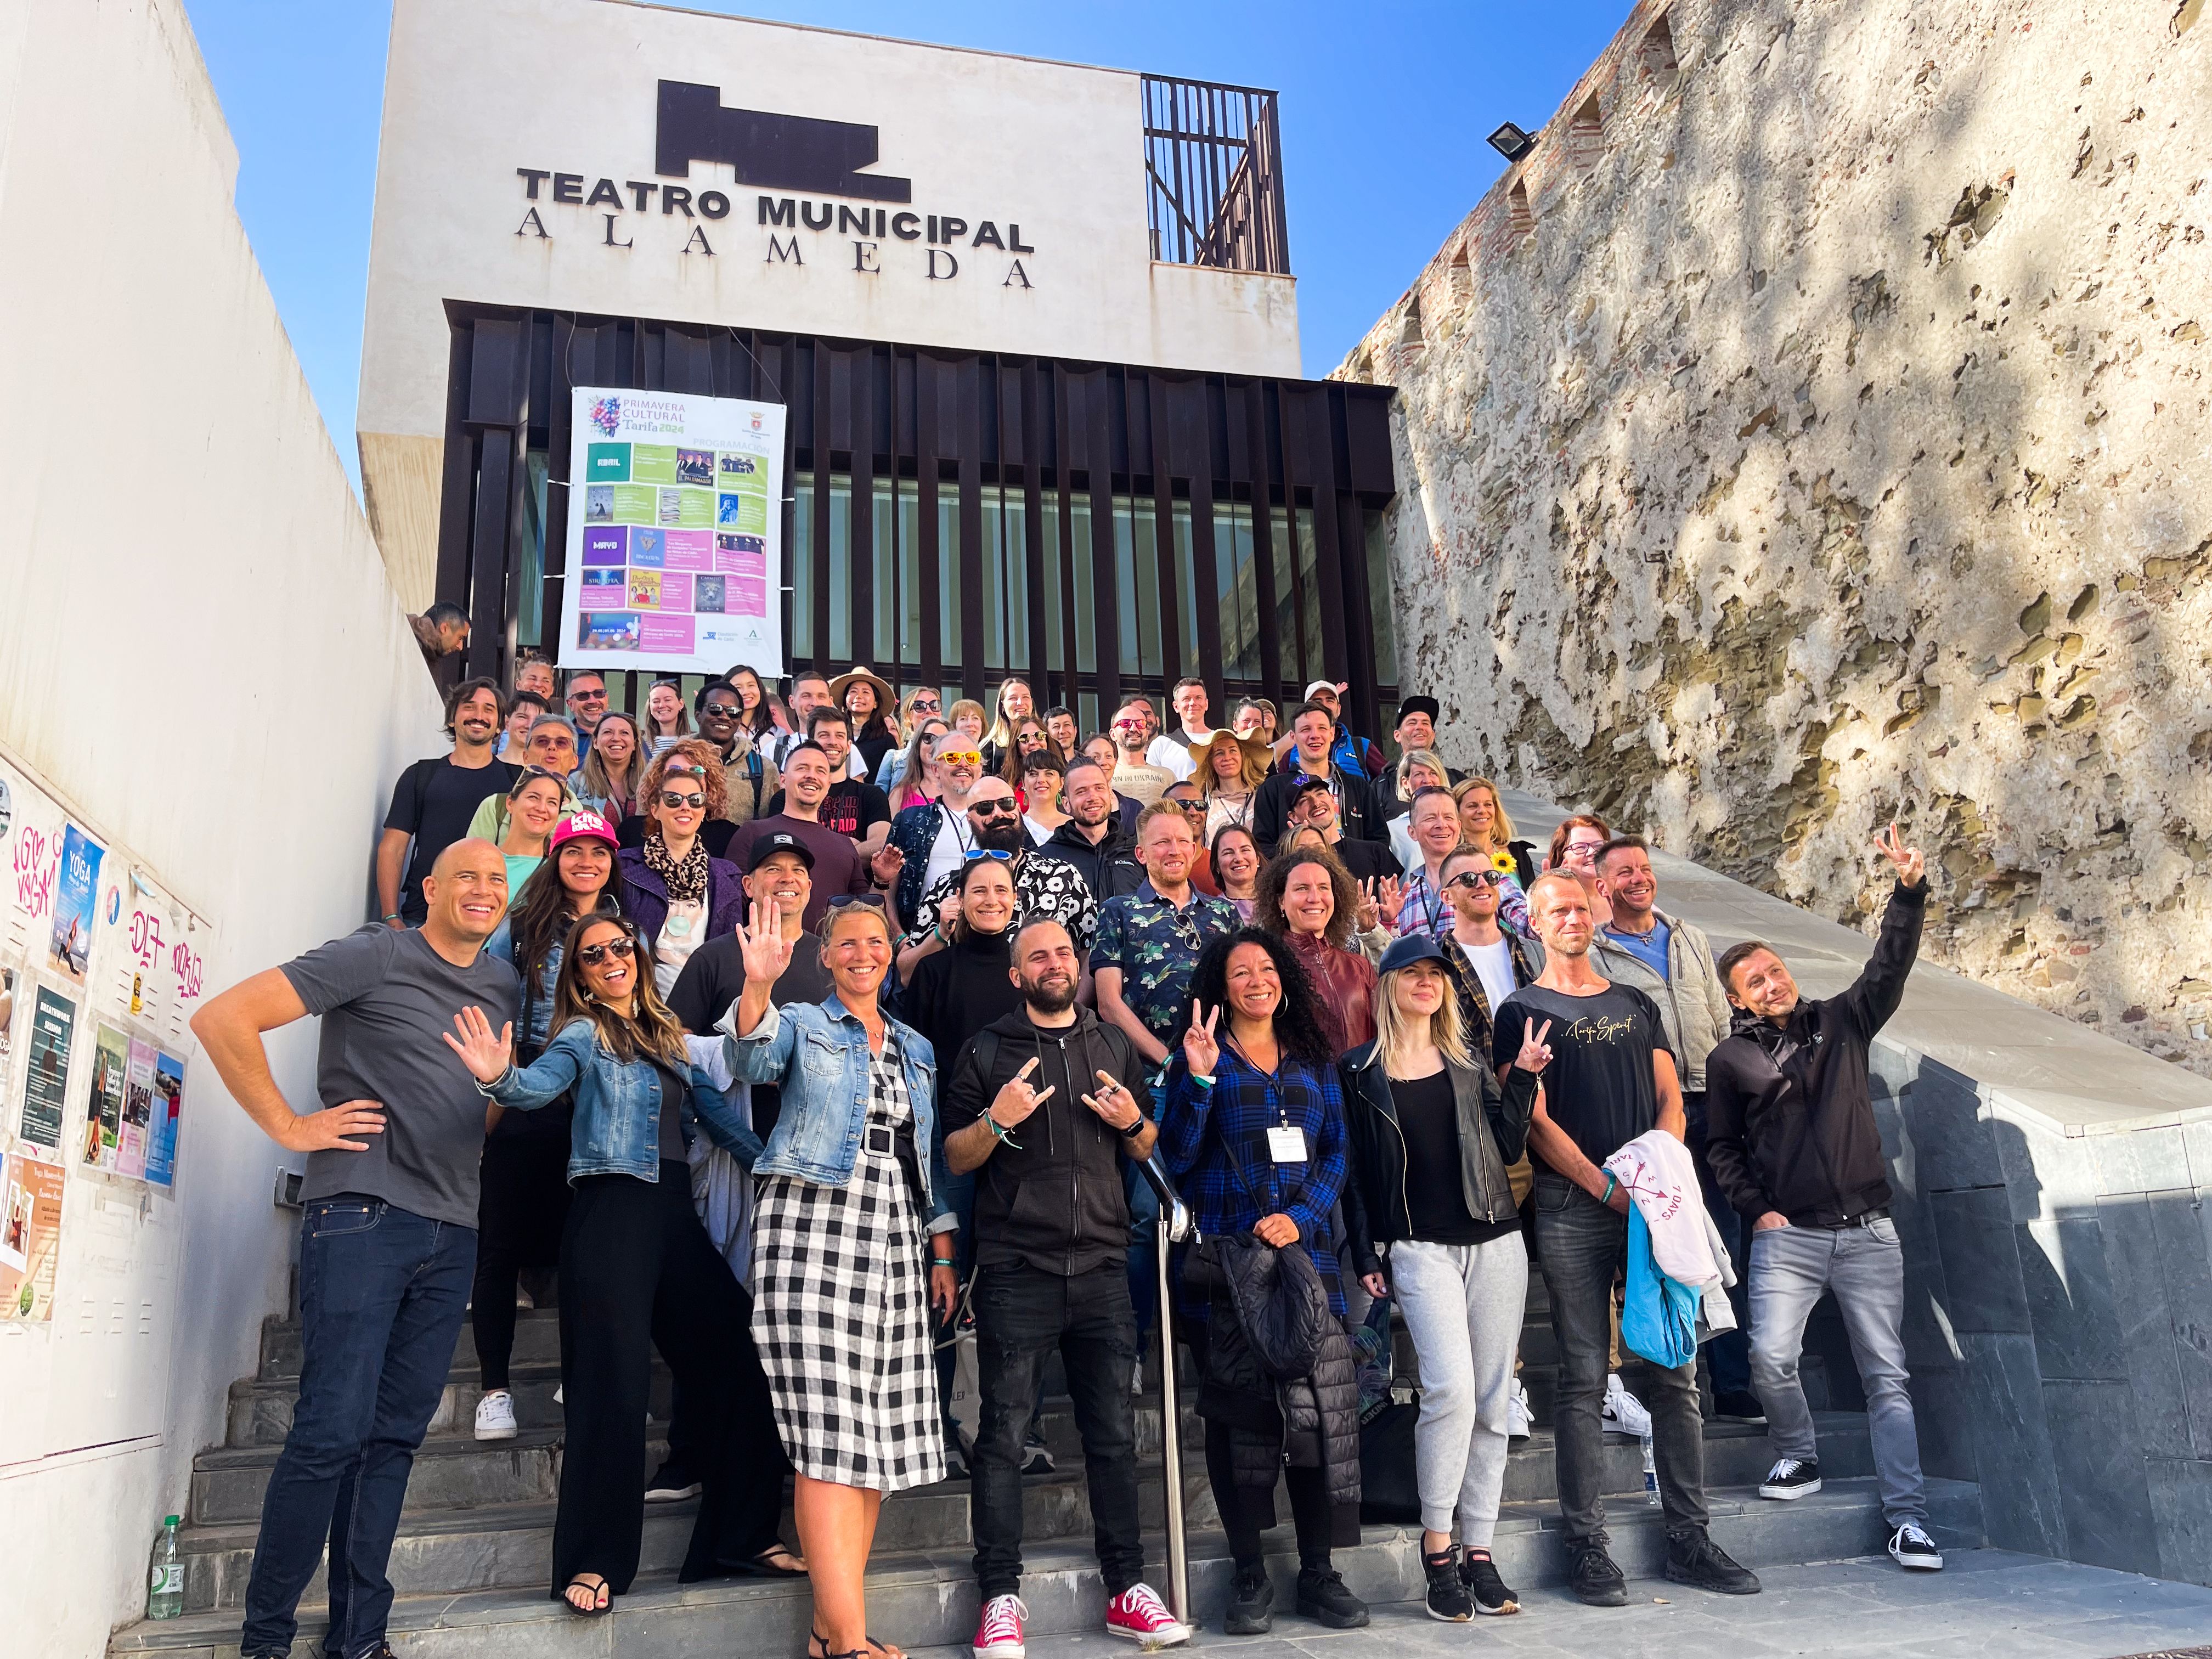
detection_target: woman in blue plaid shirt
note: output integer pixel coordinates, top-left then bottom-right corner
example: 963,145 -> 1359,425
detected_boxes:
1157,927 -> 1367,1633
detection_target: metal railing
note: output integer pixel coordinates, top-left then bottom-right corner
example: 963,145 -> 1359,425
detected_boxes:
1141,75 -> 1291,276
1135,1150 -> 1195,1623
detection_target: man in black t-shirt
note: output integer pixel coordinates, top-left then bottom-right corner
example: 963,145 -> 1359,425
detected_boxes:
1492,872 -> 1758,1609
376,678 -> 517,926
762,708 -> 892,856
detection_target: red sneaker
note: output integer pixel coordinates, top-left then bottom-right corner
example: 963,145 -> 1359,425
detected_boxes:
972,1593 -> 1027,1659
1105,1583 -> 1191,1646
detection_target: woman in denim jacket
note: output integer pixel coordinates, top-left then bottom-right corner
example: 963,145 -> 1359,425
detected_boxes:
723,899 -> 958,1659
448,914 -> 797,1618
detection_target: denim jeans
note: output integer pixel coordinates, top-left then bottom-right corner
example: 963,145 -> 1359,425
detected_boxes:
1749,1217 -> 1927,1526
1532,1172 -> 1708,1547
1125,1159 -> 1160,1343
969,1260 -> 1143,1598
933,1166 -> 976,1442
1681,1092 -> 1752,1397
240,1197 -> 475,1659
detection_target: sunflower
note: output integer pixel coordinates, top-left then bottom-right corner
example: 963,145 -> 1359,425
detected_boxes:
1491,850 -> 1519,875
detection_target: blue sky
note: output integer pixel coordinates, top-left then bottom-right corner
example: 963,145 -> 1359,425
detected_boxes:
186,0 -> 1631,493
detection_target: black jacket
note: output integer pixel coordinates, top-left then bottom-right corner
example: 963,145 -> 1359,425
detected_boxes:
1252,765 -> 1386,854
1338,1049 -> 1536,1277
940,1006 -> 1151,1277
1438,930 -> 1546,1060
1042,819 -> 1143,905
1704,882 -> 1926,1227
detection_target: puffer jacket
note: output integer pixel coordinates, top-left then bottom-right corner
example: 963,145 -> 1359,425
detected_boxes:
1191,1235 -> 1362,1506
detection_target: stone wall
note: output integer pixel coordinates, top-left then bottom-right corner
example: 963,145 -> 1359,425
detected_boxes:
1338,0 -> 2212,1074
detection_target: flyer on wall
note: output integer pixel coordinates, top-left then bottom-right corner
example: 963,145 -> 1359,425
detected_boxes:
145,1050 -> 183,1188
48,823 -> 104,985
19,985 -> 76,1156
560,387 -> 786,679
0,1149 -> 66,1321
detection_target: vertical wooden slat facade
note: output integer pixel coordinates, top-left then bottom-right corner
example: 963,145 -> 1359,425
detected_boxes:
439,304 -> 1396,731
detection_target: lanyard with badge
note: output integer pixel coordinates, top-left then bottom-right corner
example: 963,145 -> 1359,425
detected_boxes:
1229,1038 -> 1308,1166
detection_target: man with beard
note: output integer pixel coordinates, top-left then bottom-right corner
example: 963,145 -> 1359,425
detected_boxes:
376,678 -> 517,927
1040,758 -> 1142,913
884,729 -> 990,932
895,778 -> 1097,974
764,707 -> 892,859
942,917 -> 1188,1657
726,742 -> 900,932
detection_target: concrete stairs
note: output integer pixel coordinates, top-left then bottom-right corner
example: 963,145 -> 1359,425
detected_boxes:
109,1277 -> 1982,1657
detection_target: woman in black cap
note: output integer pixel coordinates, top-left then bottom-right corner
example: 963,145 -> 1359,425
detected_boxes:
1340,934 -> 1542,1623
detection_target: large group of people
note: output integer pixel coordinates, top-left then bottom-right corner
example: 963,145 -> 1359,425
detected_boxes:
193,656 -> 1946,1659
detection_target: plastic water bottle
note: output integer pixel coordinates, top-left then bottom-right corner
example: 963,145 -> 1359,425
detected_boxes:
146,1516 -> 184,1620
1641,1432 -> 1659,1506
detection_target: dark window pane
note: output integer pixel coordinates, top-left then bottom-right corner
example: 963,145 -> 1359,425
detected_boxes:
1364,508 -> 1398,691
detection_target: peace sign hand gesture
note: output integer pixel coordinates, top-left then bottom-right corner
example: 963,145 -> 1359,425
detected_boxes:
737,906 -> 796,986
1182,1000 -> 1223,1080
1514,1018 -> 1555,1076
1874,821 -> 1926,889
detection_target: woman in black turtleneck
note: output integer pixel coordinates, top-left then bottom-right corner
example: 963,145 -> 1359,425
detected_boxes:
902,854 -> 1023,1095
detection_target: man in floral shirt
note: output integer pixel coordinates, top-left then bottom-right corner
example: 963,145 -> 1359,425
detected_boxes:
1090,803 -> 1243,1068
894,777 -> 1098,978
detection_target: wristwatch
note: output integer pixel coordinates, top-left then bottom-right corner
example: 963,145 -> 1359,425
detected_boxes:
1119,1114 -> 1148,1139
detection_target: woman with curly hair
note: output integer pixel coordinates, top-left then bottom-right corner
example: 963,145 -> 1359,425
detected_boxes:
617,744 -> 744,996
1255,843 -> 1378,1052
1156,928 -> 1367,1635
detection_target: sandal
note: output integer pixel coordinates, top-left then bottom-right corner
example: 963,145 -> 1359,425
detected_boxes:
733,1543 -> 809,1577
562,1572 -> 612,1616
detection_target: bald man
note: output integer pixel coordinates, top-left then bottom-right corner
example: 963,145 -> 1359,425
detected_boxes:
191,838 -> 522,1659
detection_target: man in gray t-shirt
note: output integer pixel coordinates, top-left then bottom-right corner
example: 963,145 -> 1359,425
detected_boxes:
190,838 -> 519,1659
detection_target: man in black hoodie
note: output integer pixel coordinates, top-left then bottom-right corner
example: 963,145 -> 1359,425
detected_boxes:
941,917 -> 1189,1654
1703,824 -> 1943,1574
1041,758 -> 1143,917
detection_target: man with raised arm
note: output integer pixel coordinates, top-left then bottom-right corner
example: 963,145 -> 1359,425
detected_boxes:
191,840 -> 521,1659
1705,825 -> 1943,1574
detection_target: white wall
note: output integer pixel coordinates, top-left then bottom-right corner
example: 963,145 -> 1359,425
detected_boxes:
358,0 -> 1303,605
0,2 -> 443,1654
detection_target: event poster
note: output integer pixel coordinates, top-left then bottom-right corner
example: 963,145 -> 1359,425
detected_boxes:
145,1050 -> 183,1188
19,985 -> 75,1155
48,824 -> 103,984
83,1022 -> 128,1171
560,387 -> 786,678
0,1149 -> 66,1321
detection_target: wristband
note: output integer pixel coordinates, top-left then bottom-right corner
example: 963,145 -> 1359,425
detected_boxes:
932,1255 -> 956,1267
381,912 -> 402,923
1189,1073 -> 1215,1089
1600,1172 -> 1618,1205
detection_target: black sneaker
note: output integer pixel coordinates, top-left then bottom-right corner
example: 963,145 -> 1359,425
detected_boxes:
1421,1547 -> 1472,1622
1665,1529 -> 1762,1595
1460,1552 -> 1520,1616
1758,1455 -> 1821,1500
1567,1542 -> 1628,1607
1889,1521 -> 1944,1571
1223,1568 -> 1273,1635
1294,1566 -> 1369,1629
644,1460 -> 701,1502
1713,1390 -> 1768,1425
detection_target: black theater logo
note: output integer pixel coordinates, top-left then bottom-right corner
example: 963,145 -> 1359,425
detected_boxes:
511,80 -> 1035,287
654,81 -> 911,202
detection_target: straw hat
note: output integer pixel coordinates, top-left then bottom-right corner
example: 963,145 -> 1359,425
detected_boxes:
827,665 -> 896,712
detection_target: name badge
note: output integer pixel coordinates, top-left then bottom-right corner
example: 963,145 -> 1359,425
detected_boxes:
1266,1125 -> 1308,1164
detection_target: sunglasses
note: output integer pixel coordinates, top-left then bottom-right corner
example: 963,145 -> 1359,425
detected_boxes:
970,799 -> 1022,818
911,697 -> 941,712
963,848 -> 1015,862
575,936 -> 637,965
701,701 -> 742,718
936,749 -> 984,766
1443,870 -> 1497,891
658,790 -> 707,809
827,893 -> 887,910
571,688 -> 609,703
1111,720 -> 1146,732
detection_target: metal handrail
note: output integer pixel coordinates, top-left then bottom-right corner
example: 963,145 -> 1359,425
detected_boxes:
1136,1152 -> 1194,1624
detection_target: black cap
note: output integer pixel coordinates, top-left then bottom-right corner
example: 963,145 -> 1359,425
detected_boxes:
1396,695 -> 1441,727
1377,933 -> 1453,977
745,831 -> 816,874
1288,772 -> 1333,799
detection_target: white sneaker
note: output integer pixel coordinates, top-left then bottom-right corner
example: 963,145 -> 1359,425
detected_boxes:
1601,1374 -> 1651,1438
473,1390 -> 518,1441
1507,1378 -> 1533,1444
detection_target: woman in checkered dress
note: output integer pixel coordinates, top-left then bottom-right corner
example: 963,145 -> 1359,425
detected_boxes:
725,900 -> 959,1659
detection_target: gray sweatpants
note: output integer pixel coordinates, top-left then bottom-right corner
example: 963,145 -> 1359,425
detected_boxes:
1389,1233 -> 1529,1542
1748,1217 -> 1928,1527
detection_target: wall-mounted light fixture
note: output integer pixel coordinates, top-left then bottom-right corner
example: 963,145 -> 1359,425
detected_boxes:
1487,122 -> 1536,163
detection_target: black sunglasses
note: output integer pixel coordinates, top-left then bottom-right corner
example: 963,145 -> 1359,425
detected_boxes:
658,789 -> 707,809
970,799 -> 1022,818
1443,870 -> 1498,890
827,893 -> 887,910
575,936 -> 637,966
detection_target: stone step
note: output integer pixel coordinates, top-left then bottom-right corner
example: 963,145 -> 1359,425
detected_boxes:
110,1475 -> 1983,1657
171,1410 -> 1867,1606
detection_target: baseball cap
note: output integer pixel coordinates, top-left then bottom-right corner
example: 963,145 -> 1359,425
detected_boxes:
1303,679 -> 1342,702
1377,933 -> 1453,977
745,830 -> 817,874
1288,772 -> 1333,799
548,810 -> 619,854
1395,695 -> 1441,726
